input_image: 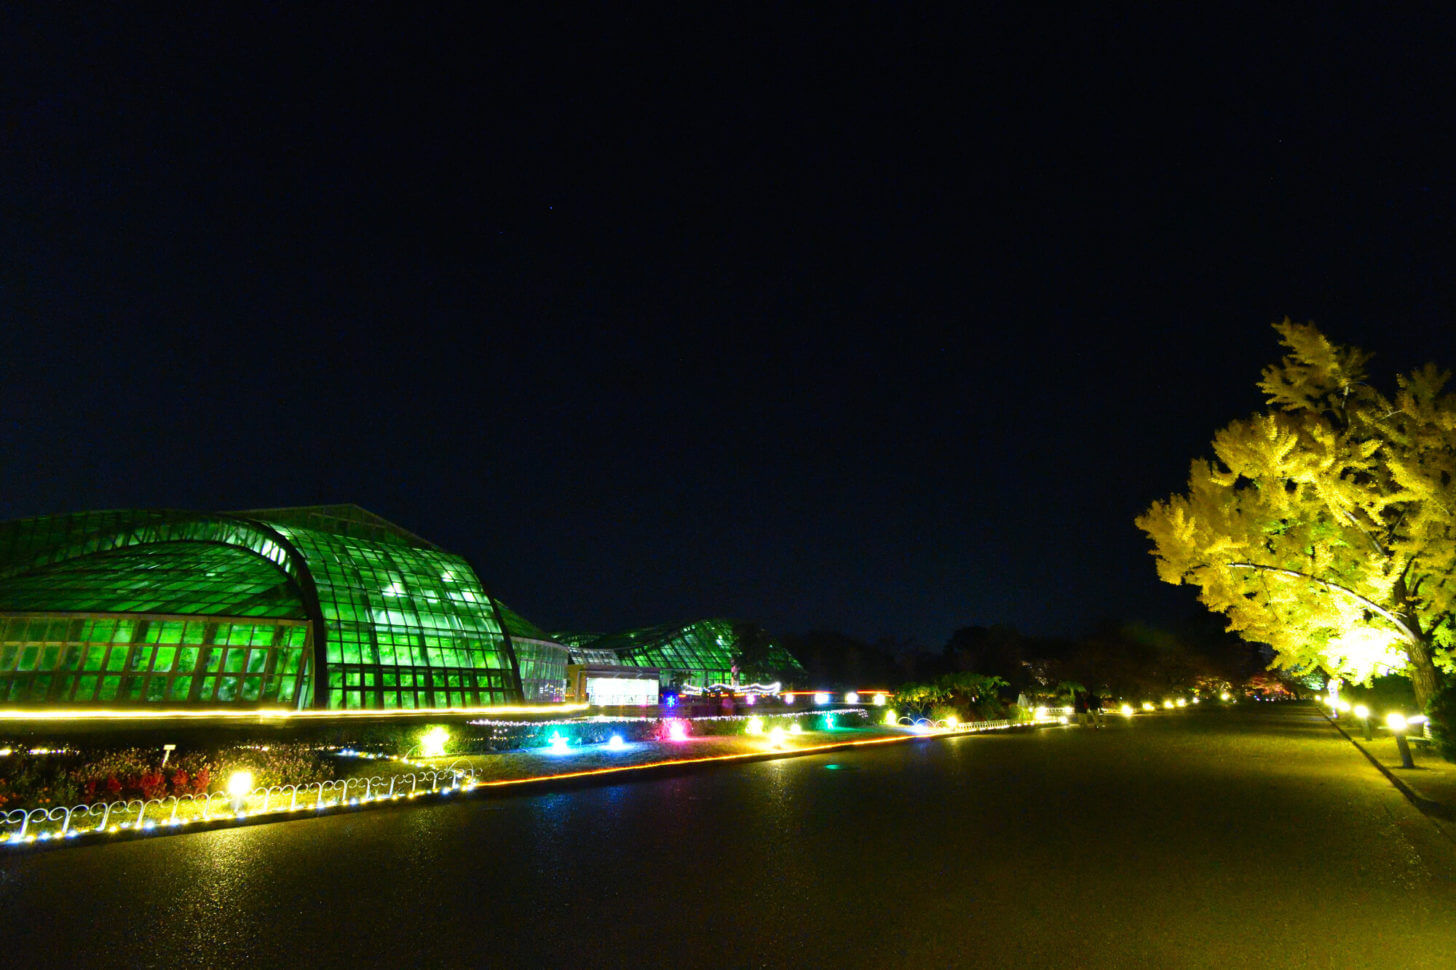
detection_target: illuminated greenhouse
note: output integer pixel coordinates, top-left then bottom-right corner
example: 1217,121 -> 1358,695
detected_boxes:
0,506 -> 526,710
555,619 -> 804,689
0,506 -> 803,712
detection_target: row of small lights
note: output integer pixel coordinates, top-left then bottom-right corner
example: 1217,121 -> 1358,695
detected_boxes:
6,691 -> 1162,848
5,765 -> 479,849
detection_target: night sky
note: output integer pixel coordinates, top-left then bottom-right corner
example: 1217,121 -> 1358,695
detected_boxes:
4,7 -> 1453,648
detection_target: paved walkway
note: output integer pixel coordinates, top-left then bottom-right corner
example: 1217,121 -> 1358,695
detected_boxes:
4,703 -> 1454,969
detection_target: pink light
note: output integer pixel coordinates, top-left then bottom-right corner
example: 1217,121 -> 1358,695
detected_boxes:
667,719 -> 689,741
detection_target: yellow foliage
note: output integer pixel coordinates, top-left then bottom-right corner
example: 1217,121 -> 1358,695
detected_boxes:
1138,321 -> 1456,707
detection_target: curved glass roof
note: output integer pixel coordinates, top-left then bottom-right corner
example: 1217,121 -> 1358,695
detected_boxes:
0,542 -> 305,618
0,506 -> 523,710
558,619 -> 803,686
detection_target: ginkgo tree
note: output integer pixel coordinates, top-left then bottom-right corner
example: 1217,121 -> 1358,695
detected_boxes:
1137,320 -> 1456,710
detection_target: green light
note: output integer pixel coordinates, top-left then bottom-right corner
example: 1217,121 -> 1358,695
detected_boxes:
419,725 -> 450,758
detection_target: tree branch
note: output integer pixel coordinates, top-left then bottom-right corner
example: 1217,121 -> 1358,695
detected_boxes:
1226,562 -> 1419,644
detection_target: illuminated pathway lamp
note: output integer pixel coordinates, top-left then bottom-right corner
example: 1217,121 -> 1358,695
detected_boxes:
547,731 -> 570,754
814,692 -> 830,706
1386,713 -> 1415,769
419,726 -> 450,758
767,726 -> 788,750
227,770 -> 254,814
1120,704 -> 1134,717
745,716 -> 764,735
883,709 -> 897,726
607,734 -> 626,750
666,720 -> 689,742
845,692 -> 859,704
1354,704 -> 1372,741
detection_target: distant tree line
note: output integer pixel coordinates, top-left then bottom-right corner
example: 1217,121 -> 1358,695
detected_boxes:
778,613 -> 1268,701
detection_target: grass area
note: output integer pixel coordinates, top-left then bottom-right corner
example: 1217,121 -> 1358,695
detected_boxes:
335,725 -> 907,784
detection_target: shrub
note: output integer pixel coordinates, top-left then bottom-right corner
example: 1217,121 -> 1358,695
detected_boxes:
1427,681 -> 1456,764
212,744 -> 336,790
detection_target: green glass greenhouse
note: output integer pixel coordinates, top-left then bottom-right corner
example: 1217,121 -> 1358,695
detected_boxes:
555,620 -> 804,689
0,506 -> 801,711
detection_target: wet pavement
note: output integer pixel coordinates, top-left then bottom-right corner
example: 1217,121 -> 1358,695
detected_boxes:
2,703 -> 1453,969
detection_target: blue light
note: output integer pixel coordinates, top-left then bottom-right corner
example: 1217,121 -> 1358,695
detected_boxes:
607,734 -> 625,750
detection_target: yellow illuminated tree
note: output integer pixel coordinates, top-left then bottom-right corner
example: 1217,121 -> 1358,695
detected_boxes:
1137,320 -> 1456,709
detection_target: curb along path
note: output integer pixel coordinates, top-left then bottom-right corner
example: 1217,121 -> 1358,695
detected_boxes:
1322,710 -> 1456,842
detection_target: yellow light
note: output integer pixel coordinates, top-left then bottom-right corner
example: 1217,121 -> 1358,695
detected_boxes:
1337,700 -> 1351,713
1354,704 -> 1370,720
1163,700 -> 1174,710
789,722 -> 803,734
767,726 -> 788,750
1142,702 -> 1155,711
1120,704 -> 1134,717
1219,692 -> 1231,701
845,692 -> 860,704
227,770 -> 254,800
873,694 -> 886,706
884,709 -> 897,726
945,715 -> 958,728
1034,706 -> 1048,720
1175,698 -> 1187,708
1386,713 -> 1408,733
745,716 -> 764,735
419,726 -> 450,758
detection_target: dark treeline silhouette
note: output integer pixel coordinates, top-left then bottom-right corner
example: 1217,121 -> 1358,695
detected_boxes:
782,614 -> 1264,699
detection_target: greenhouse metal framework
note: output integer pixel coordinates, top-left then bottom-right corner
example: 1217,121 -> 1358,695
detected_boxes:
0,506 -> 801,711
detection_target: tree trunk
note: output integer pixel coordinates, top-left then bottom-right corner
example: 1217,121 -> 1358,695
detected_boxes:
1405,636 -> 1441,711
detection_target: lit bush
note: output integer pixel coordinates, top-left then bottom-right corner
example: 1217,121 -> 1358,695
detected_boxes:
1427,682 -> 1456,764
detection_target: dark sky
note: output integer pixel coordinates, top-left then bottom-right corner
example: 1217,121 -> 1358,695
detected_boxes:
3,7 -> 1453,647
